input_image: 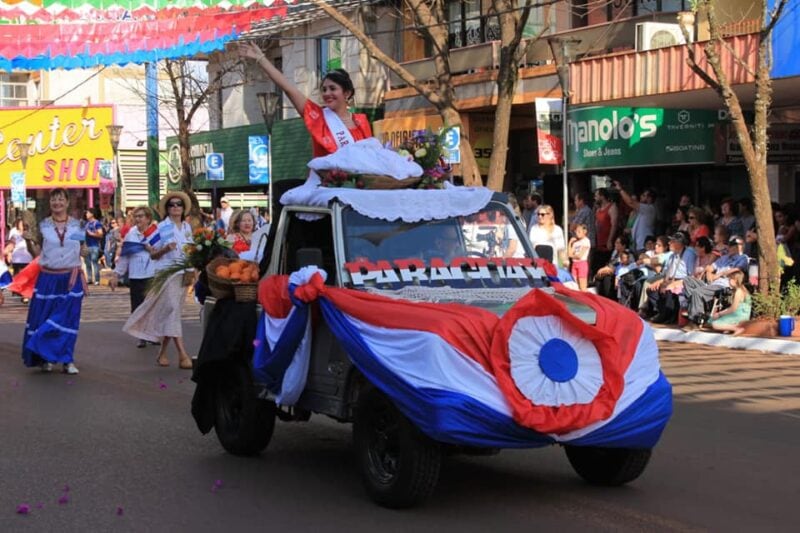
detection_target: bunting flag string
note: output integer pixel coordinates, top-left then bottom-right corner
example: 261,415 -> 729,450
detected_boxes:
0,1 -> 291,70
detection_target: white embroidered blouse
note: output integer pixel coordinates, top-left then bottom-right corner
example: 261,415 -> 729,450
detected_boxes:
38,217 -> 83,270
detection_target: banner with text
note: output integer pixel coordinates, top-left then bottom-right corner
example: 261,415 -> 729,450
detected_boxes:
566,107 -> 721,171
727,123 -> 800,163
535,98 -> 563,165
0,105 -> 114,189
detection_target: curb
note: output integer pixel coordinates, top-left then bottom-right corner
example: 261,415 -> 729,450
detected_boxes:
651,326 -> 800,355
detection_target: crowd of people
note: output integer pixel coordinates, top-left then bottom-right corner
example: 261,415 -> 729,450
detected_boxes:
515,182 -> 800,333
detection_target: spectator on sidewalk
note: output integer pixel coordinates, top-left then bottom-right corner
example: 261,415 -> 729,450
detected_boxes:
520,193 -> 542,230
645,231 -> 696,324
712,224 -> 730,257
593,235 -> 630,301
592,187 -> 619,276
529,204 -> 566,268
706,271 -> 751,336
717,198 -> 744,240
568,223 -> 591,291
682,236 -> 749,324
614,181 -> 656,253
687,206 -> 711,246
569,191 -> 596,245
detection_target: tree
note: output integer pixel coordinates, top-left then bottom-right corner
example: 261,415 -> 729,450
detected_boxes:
310,0 -> 483,185
118,57 -> 247,212
681,0 -> 788,292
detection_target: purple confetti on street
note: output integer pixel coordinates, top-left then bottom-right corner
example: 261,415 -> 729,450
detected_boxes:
16,503 -> 30,514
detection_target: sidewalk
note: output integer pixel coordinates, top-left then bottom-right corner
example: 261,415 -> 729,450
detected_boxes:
650,324 -> 800,355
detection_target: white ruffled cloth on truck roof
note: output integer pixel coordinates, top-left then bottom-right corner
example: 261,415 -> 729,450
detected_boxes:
308,138 -> 423,179
281,138 -> 495,223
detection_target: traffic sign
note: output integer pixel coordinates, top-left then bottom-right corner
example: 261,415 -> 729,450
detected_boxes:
206,152 -> 224,181
441,126 -> 461,164
10,171 -> 25,206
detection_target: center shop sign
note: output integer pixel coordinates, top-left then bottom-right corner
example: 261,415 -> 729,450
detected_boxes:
566,107 -> 720,171
0,106 -> 114,189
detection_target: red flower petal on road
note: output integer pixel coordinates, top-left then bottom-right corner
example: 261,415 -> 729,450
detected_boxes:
16,504 -> 30,514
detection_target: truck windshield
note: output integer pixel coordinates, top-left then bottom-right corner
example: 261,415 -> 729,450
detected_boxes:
341,202 -> 547,290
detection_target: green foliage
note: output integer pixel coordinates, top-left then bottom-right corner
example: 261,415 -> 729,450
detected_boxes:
752,279 -> 800,319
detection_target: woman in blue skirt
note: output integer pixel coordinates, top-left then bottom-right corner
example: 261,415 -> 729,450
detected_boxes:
22,188 -> 88,375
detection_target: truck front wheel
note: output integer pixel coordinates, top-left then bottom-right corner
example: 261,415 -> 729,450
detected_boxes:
353,388 -> 442,508
564,445 -> 652,486
214,363 -> 276,456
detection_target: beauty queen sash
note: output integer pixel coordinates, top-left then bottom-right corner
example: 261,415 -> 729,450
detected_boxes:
323,107 -> 355,149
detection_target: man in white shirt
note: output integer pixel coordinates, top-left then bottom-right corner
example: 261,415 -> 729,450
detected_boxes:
614,181 -> 655,252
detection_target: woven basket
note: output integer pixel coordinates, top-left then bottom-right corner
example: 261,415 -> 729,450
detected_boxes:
206,257 -> 259,300
233,283 -> 259,303
318,170 -> 421,190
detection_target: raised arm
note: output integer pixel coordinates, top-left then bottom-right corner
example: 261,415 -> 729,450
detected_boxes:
613,181 -> 640,211
238,41 -> 307,116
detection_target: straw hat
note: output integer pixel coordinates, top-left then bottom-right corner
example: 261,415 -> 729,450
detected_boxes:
158,190 -> 192,218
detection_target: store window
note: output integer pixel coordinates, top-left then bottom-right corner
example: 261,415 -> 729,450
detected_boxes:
0,73 -> 28,107
447,0 -> 482,48
317,36 -> 342,75
636,0 -> 690,14
522,3 -> 555,38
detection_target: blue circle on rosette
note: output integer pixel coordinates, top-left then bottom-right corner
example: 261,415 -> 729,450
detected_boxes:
538,338 -> 579,382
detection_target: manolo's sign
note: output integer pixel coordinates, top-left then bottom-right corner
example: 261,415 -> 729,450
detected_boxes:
566,106 -> 722,171
0,106 -> 114,189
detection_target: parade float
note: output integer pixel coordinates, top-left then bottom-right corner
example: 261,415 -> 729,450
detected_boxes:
192,138 -> 673,508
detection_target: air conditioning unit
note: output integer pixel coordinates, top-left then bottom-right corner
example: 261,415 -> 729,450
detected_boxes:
635,22 -> 693,51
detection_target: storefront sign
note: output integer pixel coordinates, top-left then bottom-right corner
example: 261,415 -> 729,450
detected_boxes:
727,123 -> 800,163
566,107 -> 720,171
248,135 -> 270,185
372,115 -> 444,148
535,98 -> 563,165
0,106 -> 114,188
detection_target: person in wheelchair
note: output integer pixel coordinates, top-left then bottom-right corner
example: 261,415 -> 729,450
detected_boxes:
682,236 -> 749,325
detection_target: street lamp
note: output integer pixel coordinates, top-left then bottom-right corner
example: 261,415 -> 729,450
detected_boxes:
256,91 -> 281,135
256,91 -> 281,222
548,38 -> 580,240
106,124 -> 124,214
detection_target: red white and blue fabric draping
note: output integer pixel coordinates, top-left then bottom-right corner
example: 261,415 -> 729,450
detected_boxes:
0,2 -> 290,71
254,266 -> 672,449
120,223 -> 160,257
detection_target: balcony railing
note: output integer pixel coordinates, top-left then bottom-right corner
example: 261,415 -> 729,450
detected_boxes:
569,32 -> 759,105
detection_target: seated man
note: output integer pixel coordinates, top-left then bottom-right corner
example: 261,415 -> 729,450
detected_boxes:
682,236 -> 749,324
645,232 -> 696,324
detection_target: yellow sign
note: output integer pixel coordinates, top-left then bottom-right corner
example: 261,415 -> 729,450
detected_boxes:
372,115 -> 444,147
0,105 -> 114,189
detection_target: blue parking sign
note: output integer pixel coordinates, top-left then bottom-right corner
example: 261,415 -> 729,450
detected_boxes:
441,126 -> 461,164
206,153 -> 224,181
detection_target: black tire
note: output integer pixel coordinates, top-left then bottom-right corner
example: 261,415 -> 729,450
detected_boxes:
214,364 -> 276,456
564,445 -> 652,486
353,388 -> 442,508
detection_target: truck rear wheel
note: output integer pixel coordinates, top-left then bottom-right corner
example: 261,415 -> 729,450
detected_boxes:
214,363 -> 276,456
564,445 -> 651,486
353,388 -> 441,508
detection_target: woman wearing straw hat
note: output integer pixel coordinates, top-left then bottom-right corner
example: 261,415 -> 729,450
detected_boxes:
123,191 -> 194,369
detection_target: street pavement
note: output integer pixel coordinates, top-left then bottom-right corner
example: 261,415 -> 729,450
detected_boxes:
1,286 -> 799,532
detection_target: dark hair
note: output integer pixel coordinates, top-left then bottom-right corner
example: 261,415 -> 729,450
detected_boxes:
575,191 -> 592,205
655,235 -> 670,249
322,69 -> 355,100
720,197 -> 738,215
644,235 -> 656,245
738,197 -> 753,212
615,234 -> 631,248
695,236 -> 713,253
49,187 -> 69,201
676,205 -> 690,220
596,187 -> 612,201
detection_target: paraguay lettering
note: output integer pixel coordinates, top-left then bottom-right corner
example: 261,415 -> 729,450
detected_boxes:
344,257 -> 546,287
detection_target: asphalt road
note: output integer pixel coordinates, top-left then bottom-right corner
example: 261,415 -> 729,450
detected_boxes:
1,287 -> 799,532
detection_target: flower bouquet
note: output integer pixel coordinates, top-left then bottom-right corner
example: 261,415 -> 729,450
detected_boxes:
396,130 -> 453,189
148,226 -> 234,295
320,169 -> 365,189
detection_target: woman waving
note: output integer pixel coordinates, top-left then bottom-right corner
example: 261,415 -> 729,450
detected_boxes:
239,41 -> 372,156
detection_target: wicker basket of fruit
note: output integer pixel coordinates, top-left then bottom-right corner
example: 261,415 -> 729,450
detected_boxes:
206,257 -> 260,301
